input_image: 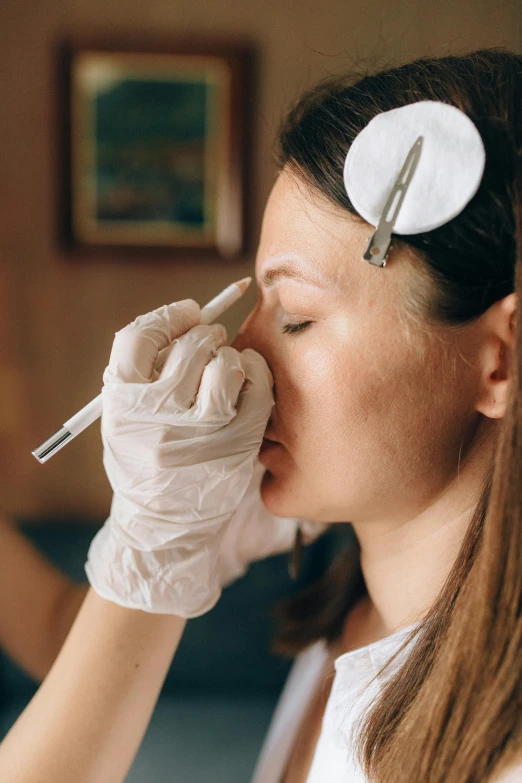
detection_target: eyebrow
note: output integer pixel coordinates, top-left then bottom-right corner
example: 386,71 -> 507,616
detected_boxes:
259,261 -> 333,290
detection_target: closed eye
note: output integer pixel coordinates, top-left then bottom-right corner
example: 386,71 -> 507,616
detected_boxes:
282,321 -> 313,335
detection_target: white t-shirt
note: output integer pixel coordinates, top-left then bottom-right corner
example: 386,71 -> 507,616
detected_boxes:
250,624 -> 522,783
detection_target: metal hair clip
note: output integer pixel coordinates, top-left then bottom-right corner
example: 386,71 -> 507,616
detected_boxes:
363,136 -> 423,267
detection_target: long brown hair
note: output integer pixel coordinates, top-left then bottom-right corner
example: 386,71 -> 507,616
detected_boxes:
272,49 -> 522,782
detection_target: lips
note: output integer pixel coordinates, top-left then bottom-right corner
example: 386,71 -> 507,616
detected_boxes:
260,425 -> 285,461
261,419 -> 285,461
259,438 -> 283,464
261,437 -> 278,448
262,431 -> 282,449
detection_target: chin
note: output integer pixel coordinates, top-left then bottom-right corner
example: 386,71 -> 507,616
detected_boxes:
260,467 -> 345,523
260,468 -> 314,519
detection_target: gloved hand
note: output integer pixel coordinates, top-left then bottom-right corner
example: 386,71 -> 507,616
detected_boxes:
85,299 -> 275,617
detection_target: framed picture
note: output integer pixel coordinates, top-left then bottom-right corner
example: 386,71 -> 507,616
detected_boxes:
61,41 -> 251,258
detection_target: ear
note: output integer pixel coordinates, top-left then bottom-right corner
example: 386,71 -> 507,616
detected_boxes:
475,293 -> 519,419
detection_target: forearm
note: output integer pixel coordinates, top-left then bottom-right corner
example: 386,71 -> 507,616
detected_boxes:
43,582 -> 88,676
0,588 -> 186,783
0,518 -> 88,680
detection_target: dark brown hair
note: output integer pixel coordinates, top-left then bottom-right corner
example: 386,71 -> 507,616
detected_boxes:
272,49 -> 522,782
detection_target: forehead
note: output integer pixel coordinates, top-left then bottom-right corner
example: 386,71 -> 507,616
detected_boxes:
256,170 -> 371,290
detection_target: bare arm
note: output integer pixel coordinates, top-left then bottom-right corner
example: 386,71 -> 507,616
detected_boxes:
0,516 -> 88,680
0,588 -> 186,783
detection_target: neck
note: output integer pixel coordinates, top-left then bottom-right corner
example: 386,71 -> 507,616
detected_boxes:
351,422 -> 497,637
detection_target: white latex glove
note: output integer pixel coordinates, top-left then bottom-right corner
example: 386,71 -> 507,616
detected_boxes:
86,299 -> 275,617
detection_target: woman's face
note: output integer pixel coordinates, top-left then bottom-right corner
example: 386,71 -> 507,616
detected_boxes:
233,170 -> 487,524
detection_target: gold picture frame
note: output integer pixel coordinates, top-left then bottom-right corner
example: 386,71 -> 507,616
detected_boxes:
61,40 -> 251,258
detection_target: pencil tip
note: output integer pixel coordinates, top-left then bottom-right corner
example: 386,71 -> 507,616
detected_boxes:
234,277 -> 252,294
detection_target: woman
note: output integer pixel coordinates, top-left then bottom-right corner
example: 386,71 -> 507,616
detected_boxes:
245,48 -> 522,783
0,47 -> 521,783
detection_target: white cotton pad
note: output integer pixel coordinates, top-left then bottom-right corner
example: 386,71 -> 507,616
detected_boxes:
343,101 -> 486,234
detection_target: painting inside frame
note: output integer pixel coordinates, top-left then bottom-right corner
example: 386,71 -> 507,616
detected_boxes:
68,48 -> 243,255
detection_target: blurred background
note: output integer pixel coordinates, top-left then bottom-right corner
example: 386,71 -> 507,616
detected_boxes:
0,1 -> 520,780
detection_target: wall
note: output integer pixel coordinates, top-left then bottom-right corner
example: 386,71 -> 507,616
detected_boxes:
0,0 -> 519,519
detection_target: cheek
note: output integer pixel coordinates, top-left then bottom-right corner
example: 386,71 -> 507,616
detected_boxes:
272,336 -> 445,482
268,275 -> 406,452
274,338 -> 360,450
262,339 -> 381,519
261,303 -> 480,521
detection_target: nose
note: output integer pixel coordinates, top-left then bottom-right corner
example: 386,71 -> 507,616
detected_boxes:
231,302 -> 271,361
232,301 -> 278,405
231,304 -> 259,352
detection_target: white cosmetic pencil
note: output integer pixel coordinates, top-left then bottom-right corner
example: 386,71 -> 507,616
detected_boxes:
32,277 -> 252,464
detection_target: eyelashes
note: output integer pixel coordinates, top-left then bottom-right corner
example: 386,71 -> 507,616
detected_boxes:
282,321 -> 313,335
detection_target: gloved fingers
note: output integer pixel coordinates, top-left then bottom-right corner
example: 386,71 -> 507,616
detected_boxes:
106,300 -> 201,384
158,324 -> 228,410
192,346 -> 246,423
235,348 -> 275,422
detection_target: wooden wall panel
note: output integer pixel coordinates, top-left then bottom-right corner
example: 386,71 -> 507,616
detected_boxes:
0,0 -> 519,519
